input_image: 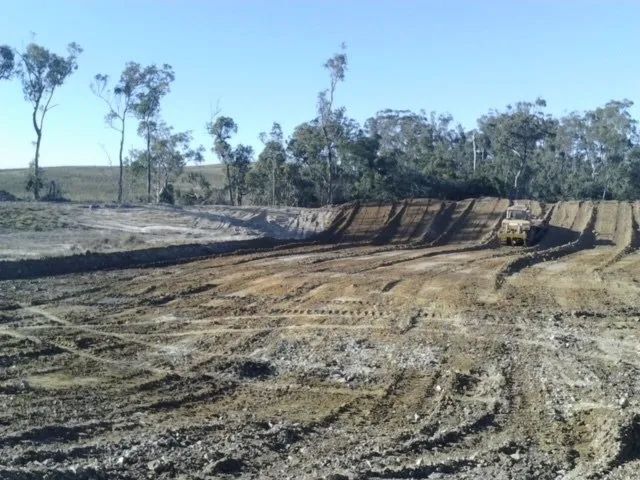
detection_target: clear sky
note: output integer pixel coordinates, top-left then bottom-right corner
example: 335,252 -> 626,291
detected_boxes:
0,0 -> 638,169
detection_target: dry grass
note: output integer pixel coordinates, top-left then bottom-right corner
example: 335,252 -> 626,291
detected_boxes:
0,164 -> 226,203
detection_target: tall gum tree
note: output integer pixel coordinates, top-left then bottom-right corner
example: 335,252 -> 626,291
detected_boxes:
133,64 -> 174,203
231,144 -> 253,206
479,99 -> 556,198
17,42 -> 82,199
318,44 -> 347,204
257,122 -> 286,206
91,63 -> 147,203
207,116 -> 238,205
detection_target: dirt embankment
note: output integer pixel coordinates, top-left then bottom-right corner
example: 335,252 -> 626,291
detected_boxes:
1,198 -> 640,479
0,203 -> 336,279
3,198 -> 640,282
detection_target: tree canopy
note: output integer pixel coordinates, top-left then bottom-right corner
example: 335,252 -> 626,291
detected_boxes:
2,39 -> 640,206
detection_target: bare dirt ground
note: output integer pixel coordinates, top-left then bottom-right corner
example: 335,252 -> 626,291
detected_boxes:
0,202 -> 333,260
1,198 -> 640,479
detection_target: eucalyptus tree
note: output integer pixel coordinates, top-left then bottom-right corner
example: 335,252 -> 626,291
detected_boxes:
231,144 -> 253,206
257,122 -> 287,205
478,99 -> 556,198
133,64 -> 174,202
0,45 -> 14,80
365,109 -> 467,179
317,44 -> 347,204
17,42 -> 82,199
128,122 -> 204,203
581,100 -> 637,199
207,116 -> 238,205
288,121 -> 327,205
91,63 -> 148,203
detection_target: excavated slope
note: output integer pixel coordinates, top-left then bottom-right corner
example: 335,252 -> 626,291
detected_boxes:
2,198 -> 640,281
2,198 -> 640,479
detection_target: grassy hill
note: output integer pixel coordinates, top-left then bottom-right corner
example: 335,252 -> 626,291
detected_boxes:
0,164 -> 226,203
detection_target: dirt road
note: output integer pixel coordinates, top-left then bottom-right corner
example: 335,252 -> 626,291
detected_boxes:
1,198 -> 639,479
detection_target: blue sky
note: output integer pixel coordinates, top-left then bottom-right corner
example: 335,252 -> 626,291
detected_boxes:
0,0 -> 638,169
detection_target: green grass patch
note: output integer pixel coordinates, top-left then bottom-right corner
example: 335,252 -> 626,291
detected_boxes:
0,164 -> 226,203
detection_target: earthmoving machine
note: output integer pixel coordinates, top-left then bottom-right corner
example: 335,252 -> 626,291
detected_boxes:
498,203 -> 546,246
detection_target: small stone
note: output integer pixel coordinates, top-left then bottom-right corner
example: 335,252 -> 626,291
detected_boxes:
510,452 -> 521,461
619,397 -> 628,408
435,385 -> 442,392
147,458 -> 171,473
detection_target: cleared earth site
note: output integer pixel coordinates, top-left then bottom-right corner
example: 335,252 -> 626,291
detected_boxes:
1,197 -> 640,479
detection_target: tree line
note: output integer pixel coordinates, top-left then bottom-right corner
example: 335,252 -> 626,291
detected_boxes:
2,41 -> 640,206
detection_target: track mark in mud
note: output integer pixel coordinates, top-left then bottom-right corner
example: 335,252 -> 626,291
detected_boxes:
381,279 -> 402,292
372,201 -> 408,244
0,421 -> 113,447
403,411 -> 497,453
365,457 -> 476,479
178,283 -> 218,295
495,202 -> 598,288
0,343 -> 65,368
418,201 -> 453,243
1,323 -> 165,374
594,202 -> 640,271
430,199 -> 476,246
18,305 -> 180,357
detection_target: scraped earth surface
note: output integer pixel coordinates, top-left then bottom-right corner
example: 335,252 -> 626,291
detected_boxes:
1,198 -> 640,479
0,202 -> 333,260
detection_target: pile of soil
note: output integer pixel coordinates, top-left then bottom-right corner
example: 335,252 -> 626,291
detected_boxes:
0,190 -> 17,201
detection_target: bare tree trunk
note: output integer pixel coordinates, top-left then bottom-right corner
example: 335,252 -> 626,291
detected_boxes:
327,152 -> 333,204
33,131 -> 42,200
472,133 -> 477,173
271,161 -> 276,207
146,128 -> 152,203
31,106 -> 42,200
513,169 -> 522,199
118,117 -> 125,203
226,163 -> 234,205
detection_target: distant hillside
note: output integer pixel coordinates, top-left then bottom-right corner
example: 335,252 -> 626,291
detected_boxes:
0,164 -> 226,203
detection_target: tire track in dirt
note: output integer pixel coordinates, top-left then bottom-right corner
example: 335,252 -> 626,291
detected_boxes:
595,201 -> 640,271
495,201 -> 597,288
0,327 -> 160,373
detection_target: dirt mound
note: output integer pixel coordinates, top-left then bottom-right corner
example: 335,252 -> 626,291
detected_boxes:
0,190 -> 17,202
4,198 -> 640,282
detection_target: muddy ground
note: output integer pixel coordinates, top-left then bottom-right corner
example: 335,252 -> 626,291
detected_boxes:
1,198 -> 640,479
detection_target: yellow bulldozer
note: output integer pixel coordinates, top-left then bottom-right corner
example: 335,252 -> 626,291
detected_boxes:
498,204 -> 546,246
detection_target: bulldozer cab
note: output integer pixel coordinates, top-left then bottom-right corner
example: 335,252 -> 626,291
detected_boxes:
505,207 -> 530,220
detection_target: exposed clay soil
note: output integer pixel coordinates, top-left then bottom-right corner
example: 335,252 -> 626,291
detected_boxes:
0,203 -> 334,261
1,198 -> 640,479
